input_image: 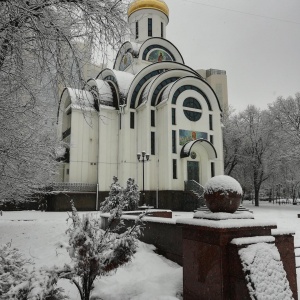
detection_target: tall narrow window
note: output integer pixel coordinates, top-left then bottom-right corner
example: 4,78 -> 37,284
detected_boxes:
151,132 -> 155,155
173,159 -> 177,179
130,112 -> 134,129
209,114 -> 213,130
172,130 -> 176,153
135,21 -> 139,39
119,114 -> 122,130
148,18 -> 152,37
161,22 -> 163,38
209,135 -> 214,145
211,162 -> 215,177
172,108 -> 176,125
151,110 -> 155,127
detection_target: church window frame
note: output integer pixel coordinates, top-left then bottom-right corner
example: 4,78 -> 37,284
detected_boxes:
172,107 -> 176,125
148,18 -> 152,37
183,97 -> 202,122
171,85 -> 212,111
173,159 -> 177,179
172,130 -> 177,153
209,114 -> 213,130
151,110 -> 155,127
130,112 -> 135,129
211,162 -> 215,177
136,21 -> 139,39
151,132 -> 155,155
161,22 -> 163,38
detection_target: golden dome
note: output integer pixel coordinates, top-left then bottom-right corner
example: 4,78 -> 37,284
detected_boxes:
128,0 -> 169,17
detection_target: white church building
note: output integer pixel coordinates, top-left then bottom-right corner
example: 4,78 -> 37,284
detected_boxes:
55,0 -> 227,211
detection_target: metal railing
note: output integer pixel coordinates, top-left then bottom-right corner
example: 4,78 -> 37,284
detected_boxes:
49,182 -> 97,192
184,180 -> 205,207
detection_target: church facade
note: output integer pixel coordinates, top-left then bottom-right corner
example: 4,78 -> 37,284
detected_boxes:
57,0 -> 226,210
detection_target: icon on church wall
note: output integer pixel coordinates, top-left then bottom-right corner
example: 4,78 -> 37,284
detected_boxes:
119,52 -> 133,71
179,129 -> 208,145
147,49 -> 173,63
192,131 -> 196,140
158,52 -> 163,62
191,151 -> 197,159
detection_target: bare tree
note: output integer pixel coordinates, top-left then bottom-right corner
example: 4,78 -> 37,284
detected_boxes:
223,106 -> 245,176
268,93 -> 300,147
266,94 -> 300,203
224,105 -> 277,206
0,0 -> 129,203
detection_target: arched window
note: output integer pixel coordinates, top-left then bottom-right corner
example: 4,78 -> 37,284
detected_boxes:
183,97 -> 202,121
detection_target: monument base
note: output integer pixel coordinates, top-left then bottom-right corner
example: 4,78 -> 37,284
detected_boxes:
177,217 -> 297,300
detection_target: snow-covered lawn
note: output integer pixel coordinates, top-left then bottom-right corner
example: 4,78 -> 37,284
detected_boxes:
0,211 -> 182,299
0,201 -> 299,299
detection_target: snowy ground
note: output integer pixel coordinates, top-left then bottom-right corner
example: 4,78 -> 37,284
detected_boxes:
0,201 -> 299,299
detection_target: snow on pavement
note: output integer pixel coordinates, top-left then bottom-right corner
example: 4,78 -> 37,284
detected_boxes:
0,202 -> 300,299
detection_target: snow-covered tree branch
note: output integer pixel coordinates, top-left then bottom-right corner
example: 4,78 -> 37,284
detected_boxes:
0,0 -> 129,204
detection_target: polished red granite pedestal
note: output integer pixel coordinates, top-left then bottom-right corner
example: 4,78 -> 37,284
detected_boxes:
177,215 -> 298,300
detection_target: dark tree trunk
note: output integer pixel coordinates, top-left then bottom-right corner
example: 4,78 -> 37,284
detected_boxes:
254,187 -> 260,206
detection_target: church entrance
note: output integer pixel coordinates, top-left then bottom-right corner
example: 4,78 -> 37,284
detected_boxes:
187,161 -> 199,183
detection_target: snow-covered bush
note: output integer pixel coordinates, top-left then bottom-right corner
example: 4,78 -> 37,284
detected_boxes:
100,177 -> 140,212
0,243 -> 66,299
62,200 -> 144,300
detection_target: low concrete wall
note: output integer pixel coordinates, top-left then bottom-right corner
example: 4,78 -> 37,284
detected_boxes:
101,213 -> 298,300
47,190 -> 199,212
99,190 -> 199,212
0,199 -> 39,211
101,214 -> 183,266
47,192 -> 96,211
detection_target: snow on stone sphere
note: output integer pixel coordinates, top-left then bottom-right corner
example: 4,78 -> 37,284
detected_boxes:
204,175 -> 243,195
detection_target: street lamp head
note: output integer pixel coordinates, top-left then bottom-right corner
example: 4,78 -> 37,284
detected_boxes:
146,154 -> 150,161
142,150 -> 146,157
137,153 -> 141,161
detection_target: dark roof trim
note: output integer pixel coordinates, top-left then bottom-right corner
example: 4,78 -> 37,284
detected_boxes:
180,139 -> 217,159
140,37 -> 184,64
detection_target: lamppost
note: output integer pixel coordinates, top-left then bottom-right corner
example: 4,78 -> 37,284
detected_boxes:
137,151 -> 150,205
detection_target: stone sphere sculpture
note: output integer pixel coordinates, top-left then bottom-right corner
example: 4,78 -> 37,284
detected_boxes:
204,175 -> 243,213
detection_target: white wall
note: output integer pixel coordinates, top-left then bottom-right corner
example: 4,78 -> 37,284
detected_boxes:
97,108 -> 119,191
69,109 -> 98,183
129,9 -> 168,43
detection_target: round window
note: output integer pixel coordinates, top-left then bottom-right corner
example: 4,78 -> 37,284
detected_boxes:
183,97 -> 202,122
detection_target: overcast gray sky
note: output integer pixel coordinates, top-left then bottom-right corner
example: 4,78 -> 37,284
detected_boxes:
164,0 -> 300,112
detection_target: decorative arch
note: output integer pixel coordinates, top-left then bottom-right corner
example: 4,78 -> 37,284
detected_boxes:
85,79 -> 119,109
113,41 -> 141,71
160,76 -> 222,112
57,88 -> 94,133
96,68 -> 118,84
143,45 -> 175,61
127,62 -> 200,108
96,68 -> 135,108
139,37 -> 184,64
180,139 -> 217,160
148,69 -> 198,106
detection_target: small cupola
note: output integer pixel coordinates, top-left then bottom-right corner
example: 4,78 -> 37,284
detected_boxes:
128,0 -> 169,43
